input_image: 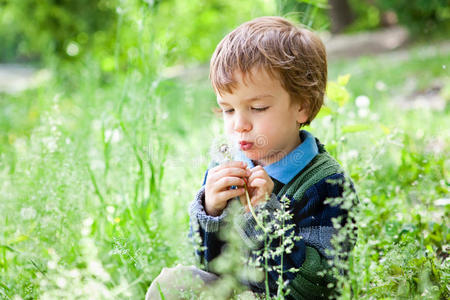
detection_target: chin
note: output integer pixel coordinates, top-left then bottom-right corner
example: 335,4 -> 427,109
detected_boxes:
243,150 -> 259,159
244,149 -> 267,162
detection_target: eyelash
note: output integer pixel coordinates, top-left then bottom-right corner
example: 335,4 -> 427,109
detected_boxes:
223,107 -> 269,114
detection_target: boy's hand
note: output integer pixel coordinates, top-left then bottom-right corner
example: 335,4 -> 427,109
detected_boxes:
204,161 -> 251,216
240,165 -> 274,213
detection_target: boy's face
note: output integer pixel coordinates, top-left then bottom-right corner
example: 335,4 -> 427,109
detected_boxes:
217,67 -> 308,166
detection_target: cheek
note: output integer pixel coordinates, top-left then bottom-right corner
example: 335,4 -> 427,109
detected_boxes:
223,119 -> 234,133
255,123 -> 276,143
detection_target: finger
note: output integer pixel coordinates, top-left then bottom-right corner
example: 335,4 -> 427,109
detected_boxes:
239,190 -> 252,206
210,161 -> 247,173
217,187 -> 245,202
250,165 -> 264,171
251,192 -> 270,205
249,177 -> 266,188
215,167 -> 251,181
239,194 -> 246,206
206,167 -> 249,188
248,169 -> 266,183
215,176 -> 246,191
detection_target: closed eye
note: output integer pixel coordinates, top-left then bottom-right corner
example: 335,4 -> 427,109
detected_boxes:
252,107 -> 269,112
223,108 -> 234,114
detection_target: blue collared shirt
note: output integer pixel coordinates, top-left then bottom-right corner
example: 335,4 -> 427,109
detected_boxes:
235,130 -> 319,184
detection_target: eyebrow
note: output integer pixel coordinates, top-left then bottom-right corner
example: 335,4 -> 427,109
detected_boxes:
218,94 -> 273,105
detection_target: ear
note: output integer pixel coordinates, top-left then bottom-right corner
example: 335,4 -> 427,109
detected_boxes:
295,103 -> 309,124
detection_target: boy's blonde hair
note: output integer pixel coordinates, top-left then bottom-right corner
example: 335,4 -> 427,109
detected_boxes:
210,16 -> 327,125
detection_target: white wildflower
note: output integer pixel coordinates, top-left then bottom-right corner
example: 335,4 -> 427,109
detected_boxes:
434,198 -> 450,206
355,95 -> 370,108
358,108 -> 370,118
104,129 -> 121,143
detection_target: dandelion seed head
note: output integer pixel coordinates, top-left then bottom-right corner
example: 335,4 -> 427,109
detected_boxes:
20,207 -> 36,220
434,198 -> 450,206
56,277 -> 67,288
210,136 -> 238,164
43,136 -> 58,152
347,149 -> 359,159
88,260 -> 110,281
68,269 -> 81,278
66,42 -> 80,57
375,81 -> 387,91
47,260 -> 57,269
83,217 -> 94,227
116,7 -> 124,14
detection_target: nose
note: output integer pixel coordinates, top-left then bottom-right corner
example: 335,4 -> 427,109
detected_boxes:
234,112 -> 252,132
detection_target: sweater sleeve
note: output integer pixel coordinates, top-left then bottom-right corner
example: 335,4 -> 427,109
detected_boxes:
240,173 -> 357,299
188,185 -> 227,271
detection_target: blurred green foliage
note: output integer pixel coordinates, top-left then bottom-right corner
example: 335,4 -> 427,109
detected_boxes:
0,0 -> 117,61
277,0 -> 329,29
378,0 -> 450,34
0,0 -> 449,298
0,0 -> 275,67
1,0 -> 449,65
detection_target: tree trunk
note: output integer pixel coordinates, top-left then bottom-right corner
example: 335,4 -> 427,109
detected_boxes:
328,0 -> 354,33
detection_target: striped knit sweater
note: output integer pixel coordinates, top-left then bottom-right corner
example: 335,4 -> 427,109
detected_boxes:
189,136 -> 358,299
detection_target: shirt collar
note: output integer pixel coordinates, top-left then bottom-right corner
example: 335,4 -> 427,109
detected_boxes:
235,130 -> 319,184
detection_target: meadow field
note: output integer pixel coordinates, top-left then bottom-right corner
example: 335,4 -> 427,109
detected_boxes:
0,2 -> 449,299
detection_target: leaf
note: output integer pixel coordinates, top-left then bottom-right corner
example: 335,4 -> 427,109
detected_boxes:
326,81 -> 350,107
326,142 -> 337,152
379,124 -> 390,135
0,244 -> 17,253
316,105 -> 333,118
341,124 -> 372,133
0,280 -> 9,291
337,74 -> 351,86
7,234 -> 29,245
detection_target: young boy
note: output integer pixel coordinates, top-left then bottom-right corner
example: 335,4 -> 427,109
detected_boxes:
147,16 -> 357,299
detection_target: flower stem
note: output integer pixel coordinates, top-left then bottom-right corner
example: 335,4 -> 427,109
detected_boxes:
244,183 -> 266,232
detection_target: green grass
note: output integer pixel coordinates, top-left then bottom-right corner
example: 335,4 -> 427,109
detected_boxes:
0,43 -> 449,299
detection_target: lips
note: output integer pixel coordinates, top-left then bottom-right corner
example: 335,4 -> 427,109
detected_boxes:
239,141 -> 254,151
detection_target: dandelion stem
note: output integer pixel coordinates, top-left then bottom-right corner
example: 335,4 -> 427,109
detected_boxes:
244,183 -> 266,232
